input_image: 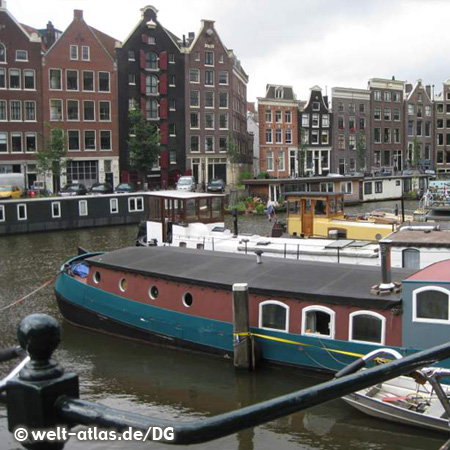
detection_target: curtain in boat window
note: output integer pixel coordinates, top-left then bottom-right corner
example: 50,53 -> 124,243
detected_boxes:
261,304 -> 287,331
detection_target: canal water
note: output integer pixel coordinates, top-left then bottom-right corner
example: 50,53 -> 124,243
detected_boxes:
0,199 -> 446,450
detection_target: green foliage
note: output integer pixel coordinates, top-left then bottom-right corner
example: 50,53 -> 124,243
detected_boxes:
356,133 -> 366,171
257,171 -> 269,179
412,137 -> 421,166
127,109 -> 160,182
239,170 -> 253,183
256,203 -> 265,214
297,128 -> 308,177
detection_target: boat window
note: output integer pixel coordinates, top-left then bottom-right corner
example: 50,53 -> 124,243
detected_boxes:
199,198 -> 209,219
413,287 -> 450,323
93,271 -> 101,284
186,199 -> 196,220
304,199 -> 311,213
402,248 -> 420,269
212,197 -> 222,218
149,285 -> 158,300
314,200 -> 326,216
349,311 -> 385,344
302,306 -> 335,338
337,198 -> 344,213
119,278 -> 127,292
259,300 -> 289,332
329,199 -> 336,216
287,201 -> 300,217
183,292 -> 193,307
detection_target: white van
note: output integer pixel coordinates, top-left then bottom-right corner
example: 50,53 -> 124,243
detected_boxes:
0,173 -> 25,190
176,176 -> 196,192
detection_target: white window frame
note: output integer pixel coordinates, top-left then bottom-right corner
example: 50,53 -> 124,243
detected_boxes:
11,132 -> 23,153
189,69 -> 200,84
78,200 -> 88,216
349,310 -> 386,345
0,67 -> 6,89
70,45 -> 78,60
301,305 -> 336,339
84,130 -> 96,151
0,205 -> 4,222
99,101 -> 111,122
83,100 -> 95,122
100,130 -> 112,151
67,99 -> 79,122
258,300 -> 290,333
49,68 -> 62,90
10,100 -> 21,121
66,69 -> 79,91
17,203 -> 27,221
98,71 -> 110,93
23,69 -> 35,90
67,130 -> 80,152
81,46 -> 90,61
82,70 -> 95,92
51,201 -> 61,218
128,196 -> 144,212
9,68 -> 21,89
25,132 -> 37,153
50,99 -> 63,121
412,286 -> 450,324
15,50 -> 28,61
110,198 -> 119,214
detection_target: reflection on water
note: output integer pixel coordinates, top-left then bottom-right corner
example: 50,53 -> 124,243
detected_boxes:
1,201 -> 445,449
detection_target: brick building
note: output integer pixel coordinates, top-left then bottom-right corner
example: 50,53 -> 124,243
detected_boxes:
0,5 -> 44,187
116,6 -> 185,188
184,19 -> 250,187
257,84 -> 299,177
404,80 -> 433,171
331,87 -> 370,175
433,80 -> 450,173
42,9 -> 120,191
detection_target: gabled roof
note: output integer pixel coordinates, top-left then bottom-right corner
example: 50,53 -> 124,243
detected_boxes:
0,8 -> 42,45
405,80 -> 432,103
263,84 -> 296,100
303,85 -> 328,112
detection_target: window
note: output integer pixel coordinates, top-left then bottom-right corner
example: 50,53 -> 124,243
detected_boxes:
50,99 -> 63,121
425,105 -> 431,116
393,108 -> 400,121
128,50 -> 135,61
9,69 -> 20,89
348,134 -> 355,150
265,109 -> 272,123
402,248 -> 420,269
338,134 -> 344,150
128,73 -> 136,85
375,181 -> 383,193
205,136 -> 214,152
145,74 -> 158,95
10,100 -> 21,121
205,51 -> 214,65
11,133 -> 22,152
408,104 -> 414,115
170,150 -> 177,164
128,98 -> 138,110
312,102 -> 320,111
265,129 -> 272,144
219,71 -> 228,85
0,100 -> 5,120
205,113 -> 214,129
83,101 -> 95,121
383,128 -> 391,144
219,136 -> 227,152
311,130 -> 319,144
25,133 -> 36,152
350,311 -> 385,344
219,92 -> 228,108
338,116 -> 344,129
146,52 -> 158,70
99,101 -> 110,121
267,150 -> 273,171
302,306 -> 335,338
322,130 -> 329,144
169,75 -> 175,87
0,68 -> 5,88
84,130 -> 96,150
205,91 -> 214,108
70,45 -> 78,60
0,205 -> 4,221
146,99 -> 158,119
110,198 -> 119,214
259,300 -> 289,332
169,99 -> 176,111
374,128 -> 381,144
190,112 -> 199,128
285,129 -> 292,144
374,91 -> 381,101
205,70 -> 214,86
0,43 -> 5,63
169,124 -> 176,136
275,128 -> 282,144
68,130 -> 80,151
194,51 -> 200,61
219,113 -> 228,129
17,204 -> 27,221
364,182 -> 372,195
190,136 -> 199,152
285,110 -> 292,123
384,91 -> 391,101
302,115 -> 309,127
384,108 -> 391,121
15,50 -> 27,61
24,69 -> 35,90
189,69 -> 199,83
67,100 -> 79,121
0,132 -> 6,152
190,91 -> 199,107
322,114 -> 329,127
50,69 -> 62,90
82,71 -> 94,91
374,107 -> 381,120
394,128 -> 400,144
359,117 -> 365,130
98,72 -> 110,92
413,287 -> 450,323
51,202 -> 61,218
359,103 -> 365,114
168,53 -> 175,64
312,114 -> 319,127
275,110 -> 282,123
100,130 -> 111,150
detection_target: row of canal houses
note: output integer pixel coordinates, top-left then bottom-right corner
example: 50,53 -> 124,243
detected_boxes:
255,77 -> 450,178
0,2 -> 251,191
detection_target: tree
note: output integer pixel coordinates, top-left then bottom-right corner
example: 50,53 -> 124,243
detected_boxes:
127,109 -> 160,186
356,133 -> 366,172
412,136 -> 421,168
36,123 -> 69,192
297,128 -> 307,177
226,132 -> 240,186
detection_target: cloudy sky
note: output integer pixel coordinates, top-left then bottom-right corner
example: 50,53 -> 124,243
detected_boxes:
8,0 -> 450,102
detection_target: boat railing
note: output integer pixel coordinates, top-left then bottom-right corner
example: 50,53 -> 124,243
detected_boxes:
3,314 -> 450,448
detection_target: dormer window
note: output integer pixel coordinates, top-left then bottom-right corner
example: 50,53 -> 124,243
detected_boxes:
312,102 -> 320,111
81,46 -> 90,61
70,45 -> 78,60
275,87 -> 283,99
16,50 -> 28,61
148,36 -> 156,45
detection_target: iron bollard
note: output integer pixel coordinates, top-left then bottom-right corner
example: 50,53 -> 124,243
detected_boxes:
6,314 -> 79,450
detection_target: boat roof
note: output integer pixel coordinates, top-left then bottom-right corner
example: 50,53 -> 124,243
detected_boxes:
383,228 -> 450,247
142,191 -> 224,199
284,191 -> 344,198
406,259 -> 450,282
87,247 -> 415,309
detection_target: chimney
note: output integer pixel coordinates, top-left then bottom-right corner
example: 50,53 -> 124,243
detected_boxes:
426,85 -> 431,98
45,21 -> 56,48
379,242 -> 394,290
0,0 -> 7,9
182,34 -> 186,47
323,95 -> 329,107
405,83 -> 413,94
188,32 -> 195,42
392,75 -> 396,81
74,9 -> 83,21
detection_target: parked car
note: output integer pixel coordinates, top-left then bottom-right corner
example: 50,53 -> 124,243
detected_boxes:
176,176 -> 196,192
115,182 -> 138,193
207,179 -> 225,193
58,183 -> 88,197
29,181 -> 51,197
0,185 -> 22,199
88,182 -> 114,195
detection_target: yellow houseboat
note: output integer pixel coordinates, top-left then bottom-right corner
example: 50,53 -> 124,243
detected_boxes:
285,192 -> 396,241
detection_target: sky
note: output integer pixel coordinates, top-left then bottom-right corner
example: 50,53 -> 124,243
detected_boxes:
7,0 -> 450,103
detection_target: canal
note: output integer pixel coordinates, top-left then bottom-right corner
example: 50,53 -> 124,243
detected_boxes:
0,200 -> 446,449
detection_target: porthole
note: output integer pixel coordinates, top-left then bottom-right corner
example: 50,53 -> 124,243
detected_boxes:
93,271 -> 101,284
119,278 -> 127,292
183,292 -> 193,307
149,285 -> 159,300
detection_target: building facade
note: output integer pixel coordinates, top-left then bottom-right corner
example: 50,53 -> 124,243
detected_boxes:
433,80 -> 450,173
0,6 -> 44,188
331,87 -> 370,175
404,80 -> 433,171
184,19 -> 250,187
299,86 -> 332,176
368,78 -> 404,173
257,84 -> 299,178
42,9 -> 120,191
247,102 -> 259,177
116,5 -> 185,188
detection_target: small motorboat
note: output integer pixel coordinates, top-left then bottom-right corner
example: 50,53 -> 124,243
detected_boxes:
336,348 -> 450,434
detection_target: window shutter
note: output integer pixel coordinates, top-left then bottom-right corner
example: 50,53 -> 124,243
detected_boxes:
140,73 -> 146,95
159,73 -> 167,95
160,149 -> 169,169
160,98 -> 168,119
160,122 -> 168,145
140,50 -> 146,69
141,34 -> 148,44
159,51 -> 167,70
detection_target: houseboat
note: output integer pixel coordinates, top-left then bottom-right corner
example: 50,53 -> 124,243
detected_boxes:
54,244 -> 450,373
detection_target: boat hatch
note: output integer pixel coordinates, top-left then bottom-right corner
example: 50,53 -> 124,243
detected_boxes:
324,240 -> 356,249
